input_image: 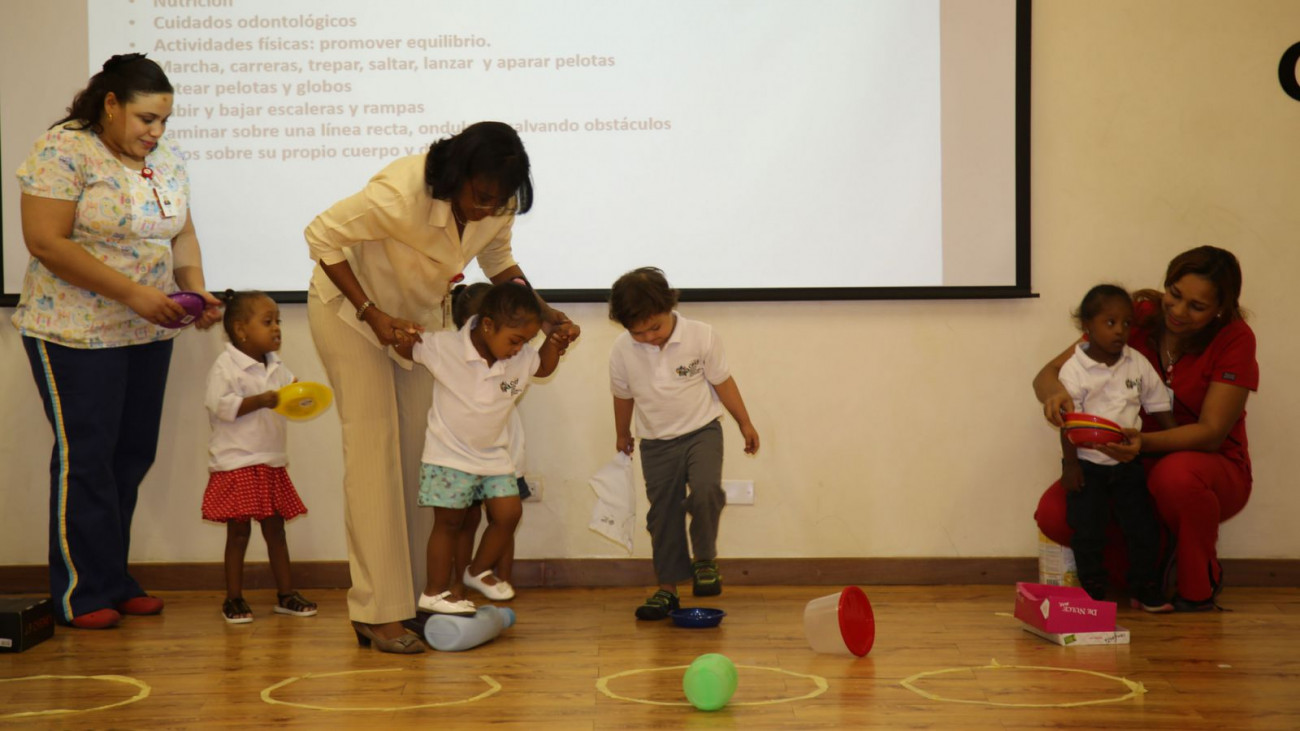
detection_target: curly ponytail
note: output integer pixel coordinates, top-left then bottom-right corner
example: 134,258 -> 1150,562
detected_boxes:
451,281 -> 493,330
220,289 -> 267,342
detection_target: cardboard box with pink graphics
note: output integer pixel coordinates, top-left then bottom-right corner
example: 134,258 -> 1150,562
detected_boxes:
1014,582 -> 1120,637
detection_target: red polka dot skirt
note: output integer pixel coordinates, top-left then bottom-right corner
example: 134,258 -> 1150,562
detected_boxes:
203,465 -> 307,522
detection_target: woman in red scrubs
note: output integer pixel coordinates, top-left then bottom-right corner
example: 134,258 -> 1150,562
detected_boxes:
1032,246 -> 1257,611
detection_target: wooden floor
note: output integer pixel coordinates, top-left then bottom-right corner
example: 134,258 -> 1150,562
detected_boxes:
2,585 -> 1299,729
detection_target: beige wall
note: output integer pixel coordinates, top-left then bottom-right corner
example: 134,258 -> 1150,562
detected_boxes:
2,0 -> 1298,565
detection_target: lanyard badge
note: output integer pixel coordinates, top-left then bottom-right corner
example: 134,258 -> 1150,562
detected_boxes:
141,166 -> 177,218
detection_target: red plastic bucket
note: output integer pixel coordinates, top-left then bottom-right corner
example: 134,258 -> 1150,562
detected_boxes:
803,586 -> 875,657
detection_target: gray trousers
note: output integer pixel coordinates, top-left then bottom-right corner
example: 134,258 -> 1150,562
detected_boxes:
639,420 -> 725,585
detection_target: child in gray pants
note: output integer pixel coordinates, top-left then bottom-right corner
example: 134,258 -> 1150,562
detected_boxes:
607,267 -> 760,620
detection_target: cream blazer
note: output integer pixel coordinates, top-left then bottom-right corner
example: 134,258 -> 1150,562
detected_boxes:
304,154 -> 518,363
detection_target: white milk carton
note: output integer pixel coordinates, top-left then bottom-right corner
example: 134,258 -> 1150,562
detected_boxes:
1037,531 -> 1079,587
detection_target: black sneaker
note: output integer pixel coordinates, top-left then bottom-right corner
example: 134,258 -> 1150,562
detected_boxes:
1131,583 -> 1174,613
635,590 -> 680,620
401,611 -> 432,636
692,560 -> 722,597
1170,561 -> 1226,613
1209,560 -> 1224,601
1172,595 -> 1220,613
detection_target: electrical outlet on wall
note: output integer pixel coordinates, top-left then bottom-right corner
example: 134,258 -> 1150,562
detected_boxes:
523,474 -> 543,502
722,480 -> 754,505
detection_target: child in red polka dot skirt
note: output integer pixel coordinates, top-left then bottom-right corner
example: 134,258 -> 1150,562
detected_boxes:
203,290 -> 316,624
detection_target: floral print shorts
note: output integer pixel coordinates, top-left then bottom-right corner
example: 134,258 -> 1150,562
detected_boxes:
418,463 -> 519,508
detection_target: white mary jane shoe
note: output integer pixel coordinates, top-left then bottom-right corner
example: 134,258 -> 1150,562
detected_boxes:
463,569 -> 515,601
418,591 -> 477,616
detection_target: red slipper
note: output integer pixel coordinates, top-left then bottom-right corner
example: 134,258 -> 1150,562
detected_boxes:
117,595 -> 165,615
70,608 -> 122,629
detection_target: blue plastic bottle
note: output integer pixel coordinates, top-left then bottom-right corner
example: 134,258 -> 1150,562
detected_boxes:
423,606 -> 516,651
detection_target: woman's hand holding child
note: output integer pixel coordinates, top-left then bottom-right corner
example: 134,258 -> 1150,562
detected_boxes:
361,307 -> 424,349
1096,428 -> 1142,463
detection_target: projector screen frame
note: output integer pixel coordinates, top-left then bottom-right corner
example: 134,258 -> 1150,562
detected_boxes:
0,0 -> 1033,307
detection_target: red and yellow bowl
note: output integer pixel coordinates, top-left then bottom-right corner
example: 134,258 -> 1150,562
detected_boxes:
1063,412 -> 1125,446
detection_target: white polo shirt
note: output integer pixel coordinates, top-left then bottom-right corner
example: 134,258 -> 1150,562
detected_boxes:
1060,343 -> 1171,466
205,344 -> 296,472
609,312 -> 729,441
412,318 -> 540,475
505,409 -> 526,478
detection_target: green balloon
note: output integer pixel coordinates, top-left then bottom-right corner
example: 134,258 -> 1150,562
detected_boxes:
683,654 -> 737,711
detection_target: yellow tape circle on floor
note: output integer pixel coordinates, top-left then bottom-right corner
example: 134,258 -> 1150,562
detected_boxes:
901,658 -> 1146,708
597,664 -> 828,707
0,674 -> 151,719
261,668 -> 501,711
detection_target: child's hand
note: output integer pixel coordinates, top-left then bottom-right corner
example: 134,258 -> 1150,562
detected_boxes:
739,423 -> 760,455
556,321 -> 581,343
239,389 -> 280,417
1061,460 -> 1083,492
192,291 -> 224,331
545,329 -> 570,355
616,434 -> 635,455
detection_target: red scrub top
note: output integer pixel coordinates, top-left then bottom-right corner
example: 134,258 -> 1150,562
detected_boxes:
1130,300 -> 1259,473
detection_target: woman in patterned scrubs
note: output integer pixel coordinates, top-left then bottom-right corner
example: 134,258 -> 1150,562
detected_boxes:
14,53 -> 222,629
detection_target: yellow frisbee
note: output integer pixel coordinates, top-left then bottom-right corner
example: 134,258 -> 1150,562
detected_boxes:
274,382 -> 334,422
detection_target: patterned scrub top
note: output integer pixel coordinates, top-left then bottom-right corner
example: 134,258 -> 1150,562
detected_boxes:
12,123 -> 190,348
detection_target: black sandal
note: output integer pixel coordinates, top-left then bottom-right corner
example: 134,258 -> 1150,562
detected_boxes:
274,591 -> 318,617
222,597 -> 253,624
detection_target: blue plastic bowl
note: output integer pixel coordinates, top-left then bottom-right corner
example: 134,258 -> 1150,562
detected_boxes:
669,608 -> 726,628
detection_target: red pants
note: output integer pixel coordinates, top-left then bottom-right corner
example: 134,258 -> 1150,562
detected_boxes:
1035,451 -> 1251,601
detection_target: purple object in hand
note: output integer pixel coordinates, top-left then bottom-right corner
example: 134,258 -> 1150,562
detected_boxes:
161,291 -> 205,329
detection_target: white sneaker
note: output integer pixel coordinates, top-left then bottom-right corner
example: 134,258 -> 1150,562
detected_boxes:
463,569 -> 515,601
418,591 -> 477,615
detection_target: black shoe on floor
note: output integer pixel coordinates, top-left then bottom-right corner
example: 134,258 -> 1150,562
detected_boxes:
1209,561 -> 1224,601
1132,583 -> 1174,613
692,560 -> 722,597
401,612 -> 432,636
635,590 -> 680,620
1172,595 -> 1220,613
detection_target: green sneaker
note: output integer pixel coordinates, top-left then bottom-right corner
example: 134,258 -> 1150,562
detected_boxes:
635,590 -> 680,620
692,560 -> 722,597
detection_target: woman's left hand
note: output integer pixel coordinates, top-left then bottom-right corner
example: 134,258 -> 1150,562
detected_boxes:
193,290 -> 223,330
543,307 -> 581,343
1095,428 -> 1142,462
